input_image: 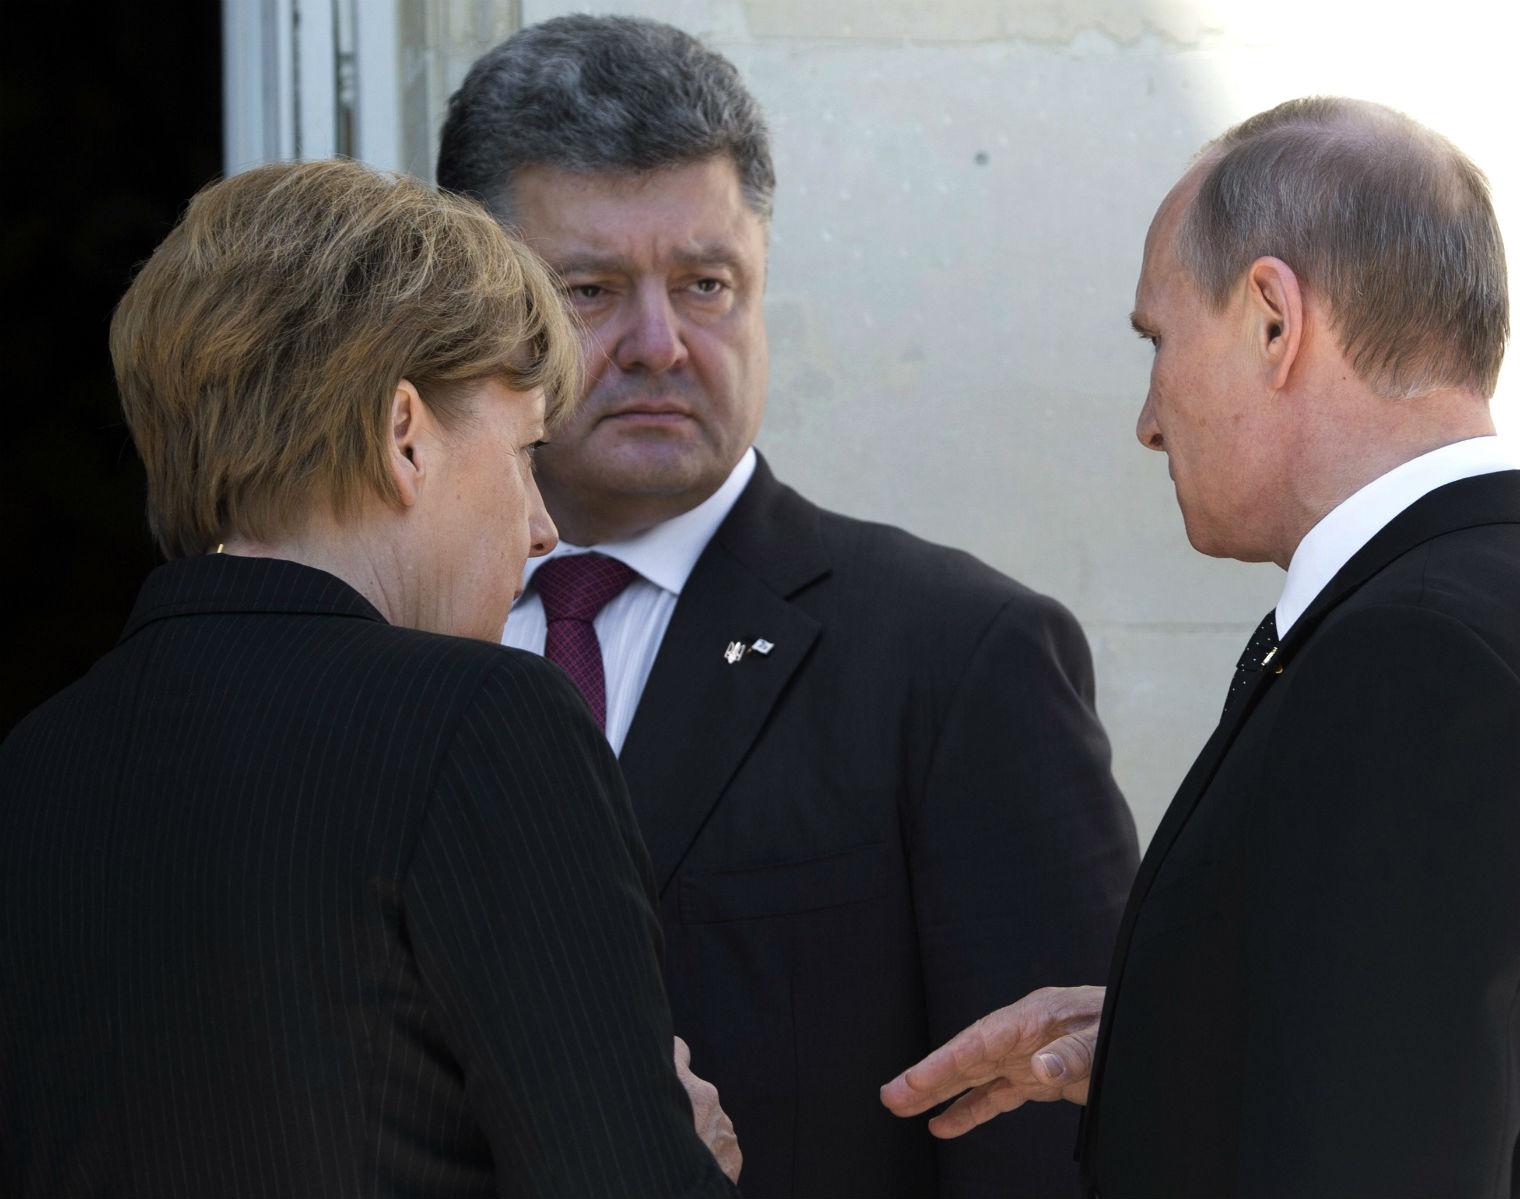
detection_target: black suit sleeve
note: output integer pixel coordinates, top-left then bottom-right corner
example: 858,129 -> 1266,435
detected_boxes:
403,656 -> 738,1199
1239,604 -> 1520,1198
910,595 -> 1139,1199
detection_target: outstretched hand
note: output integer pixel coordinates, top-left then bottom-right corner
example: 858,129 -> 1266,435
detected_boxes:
879,985 -> 1104,1138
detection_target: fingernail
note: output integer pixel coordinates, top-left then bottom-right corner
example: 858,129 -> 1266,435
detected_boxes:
1036,1053 -> 1065,1079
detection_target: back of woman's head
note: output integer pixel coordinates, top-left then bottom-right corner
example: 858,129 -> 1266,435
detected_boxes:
111,158 -> 580,558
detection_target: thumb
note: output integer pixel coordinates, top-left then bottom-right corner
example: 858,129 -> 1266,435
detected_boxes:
1032,1029 -> 1095,1088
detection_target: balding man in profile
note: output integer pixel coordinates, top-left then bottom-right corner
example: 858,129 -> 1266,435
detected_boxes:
884,97 -> 1520,1198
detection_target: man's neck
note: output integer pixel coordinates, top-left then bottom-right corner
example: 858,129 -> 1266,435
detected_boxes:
538,480 -> 730,547
1272,395 -> 1495,568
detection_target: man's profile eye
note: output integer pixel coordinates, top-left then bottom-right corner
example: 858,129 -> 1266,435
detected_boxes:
1136,330 -> 1159,349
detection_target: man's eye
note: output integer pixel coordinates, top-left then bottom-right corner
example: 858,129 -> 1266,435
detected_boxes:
690,278 -> 725,295
1136,330 -> 1159,349
568,284 -> 605,300
524,439 -> 549,463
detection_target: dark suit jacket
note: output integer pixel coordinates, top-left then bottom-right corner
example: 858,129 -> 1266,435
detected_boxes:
0,554 -> 737,1199
1079,470 -> 1520,1199
615,457 -> 1139,1199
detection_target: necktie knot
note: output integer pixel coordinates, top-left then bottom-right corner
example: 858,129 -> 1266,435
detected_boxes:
1221,609 -> 1280,722
1236,609 -> 1281,673
535,553 -> 636,624
533,553 -> 636,733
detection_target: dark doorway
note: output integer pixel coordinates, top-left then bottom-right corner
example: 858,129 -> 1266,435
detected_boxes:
2,6 -> 222,734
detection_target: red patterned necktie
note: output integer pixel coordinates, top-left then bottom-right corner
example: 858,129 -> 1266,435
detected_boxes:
534,552 -> 637,730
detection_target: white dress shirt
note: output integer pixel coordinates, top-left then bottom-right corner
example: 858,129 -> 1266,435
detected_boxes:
504,448 -> 758,754
1276,435 -> 1520,638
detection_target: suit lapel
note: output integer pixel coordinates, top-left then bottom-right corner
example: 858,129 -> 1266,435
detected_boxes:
618,456 -> 829,895
1083,469 -> 1520,1163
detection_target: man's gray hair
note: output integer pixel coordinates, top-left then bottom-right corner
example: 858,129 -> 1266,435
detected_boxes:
1179,97 -> 1509,399
436,14 -> 774,225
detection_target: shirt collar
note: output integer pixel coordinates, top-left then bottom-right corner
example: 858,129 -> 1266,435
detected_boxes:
522,447 -> 757,597
1276,435 -> 1520,638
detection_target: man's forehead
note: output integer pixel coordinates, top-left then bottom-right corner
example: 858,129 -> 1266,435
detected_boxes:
1135,170 -> 1202,293
508,158 -> 761,266
1145,172 -> 1199,256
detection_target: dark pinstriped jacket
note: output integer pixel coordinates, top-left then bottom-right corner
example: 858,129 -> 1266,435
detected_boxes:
0,554 -> 737,1199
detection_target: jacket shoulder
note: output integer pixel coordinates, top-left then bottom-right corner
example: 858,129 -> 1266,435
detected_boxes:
1332,518 -> 1520,674
807,498 -> 1077,631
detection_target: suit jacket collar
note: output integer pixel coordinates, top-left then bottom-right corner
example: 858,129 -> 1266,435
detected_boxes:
1082,468 -> 1520,1170
121,554 -> 385,642
708,452 -> 832,598
617,453 -> 831,894
1278,469 -> 1520,663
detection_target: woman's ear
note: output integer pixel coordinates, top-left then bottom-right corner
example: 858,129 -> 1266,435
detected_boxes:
387,379 -> 430,507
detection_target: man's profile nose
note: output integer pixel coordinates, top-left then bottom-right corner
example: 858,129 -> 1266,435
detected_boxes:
1136,398 -> 1164,451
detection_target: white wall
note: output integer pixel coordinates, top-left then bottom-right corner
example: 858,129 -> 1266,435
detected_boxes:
460,0 -> 1518,843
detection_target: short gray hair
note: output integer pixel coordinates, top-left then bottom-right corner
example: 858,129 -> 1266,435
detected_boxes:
1179,97 -> 1508,398
436,15 -> 775,225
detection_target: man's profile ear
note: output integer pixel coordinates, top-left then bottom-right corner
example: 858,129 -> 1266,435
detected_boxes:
1246,256 -> 1303,391
388,379 -> 428,507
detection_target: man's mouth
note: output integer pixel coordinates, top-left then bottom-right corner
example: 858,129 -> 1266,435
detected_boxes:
603,402 -> 693,423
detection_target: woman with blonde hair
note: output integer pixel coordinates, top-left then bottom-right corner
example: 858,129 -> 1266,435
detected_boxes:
1,159 -> 738,1199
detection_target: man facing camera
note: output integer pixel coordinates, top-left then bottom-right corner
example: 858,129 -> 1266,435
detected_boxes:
884,98 -> 1520,1199
438,15 -> 1139,1199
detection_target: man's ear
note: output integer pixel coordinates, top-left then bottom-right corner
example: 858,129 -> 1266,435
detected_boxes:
1245,256 -> 1303,391
387,379 -> 431,508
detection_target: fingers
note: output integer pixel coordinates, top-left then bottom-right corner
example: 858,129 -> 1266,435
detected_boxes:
710,1113 -> 743,1183
925,1077 -> 1030,1139
880,998 -> 1040,1116
880,1023 -> 997,1114
880,986 -> 1106,1124
673,1040 -> 743,1183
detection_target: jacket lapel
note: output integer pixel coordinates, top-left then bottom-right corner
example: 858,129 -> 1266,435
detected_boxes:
617,456 -> 830,895
1083,468 -> 1520,1164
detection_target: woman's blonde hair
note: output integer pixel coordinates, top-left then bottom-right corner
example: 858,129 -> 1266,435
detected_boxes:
110,158 -> 581,558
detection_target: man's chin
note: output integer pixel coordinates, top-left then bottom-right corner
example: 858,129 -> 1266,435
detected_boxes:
581,438 -> 725,492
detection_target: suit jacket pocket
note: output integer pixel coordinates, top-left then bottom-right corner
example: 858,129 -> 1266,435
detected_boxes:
1128,857 -> 1220,953
679,842 -> 887,924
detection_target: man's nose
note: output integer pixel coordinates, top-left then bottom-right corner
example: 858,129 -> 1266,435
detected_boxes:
1136,392 -> 1164,451
612,284 -> 689,374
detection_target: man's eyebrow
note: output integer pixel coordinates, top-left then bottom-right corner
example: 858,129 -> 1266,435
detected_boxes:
670,242 -> 745,270
550,244 -> 747,277
551,253 -> 626,276
1129,311 -> 1154,336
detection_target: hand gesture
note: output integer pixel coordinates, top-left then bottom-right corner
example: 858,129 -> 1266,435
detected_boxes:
879,985 -> 1104,1137
674,1036 -> 742,1183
